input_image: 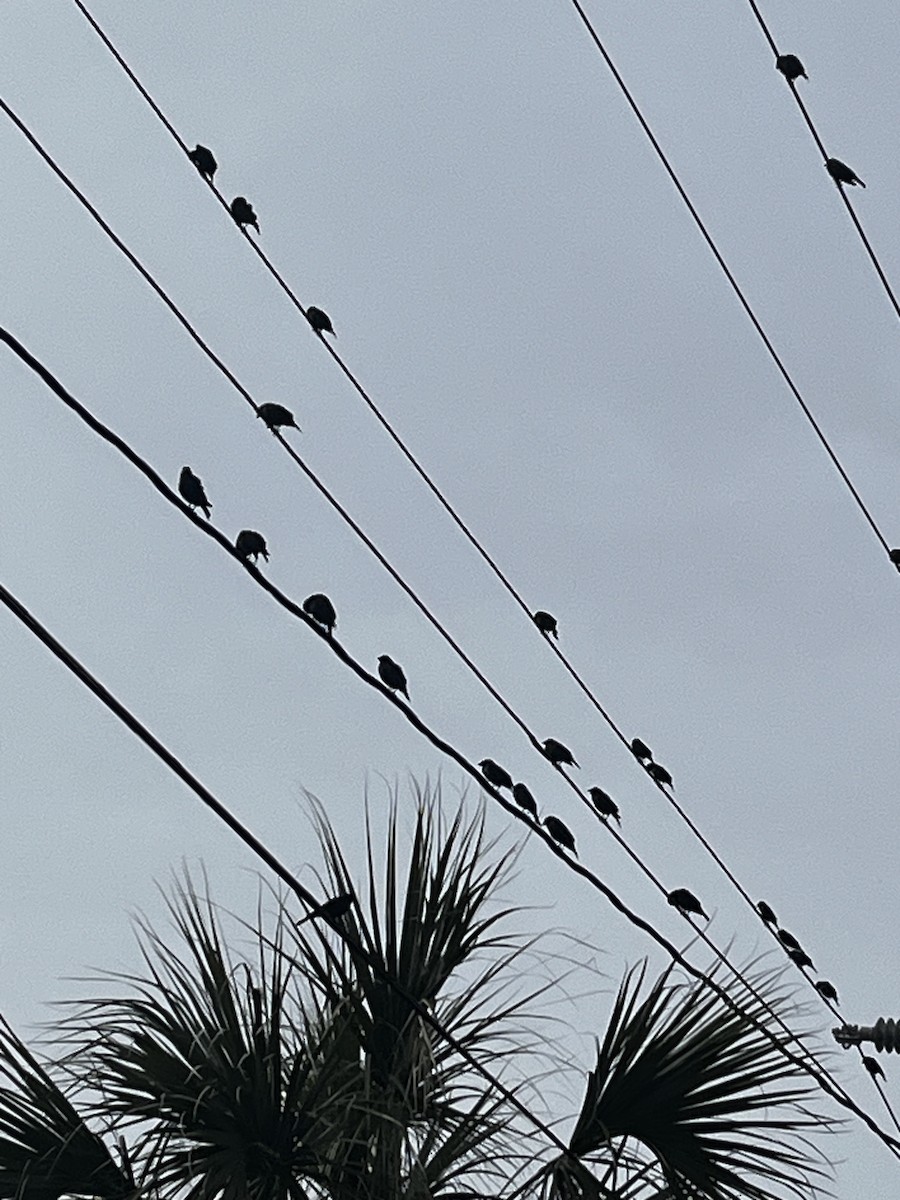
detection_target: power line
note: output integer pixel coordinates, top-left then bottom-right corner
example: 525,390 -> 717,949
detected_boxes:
60,0 -> 854,987
0,69 -> 876,1106
4,327 -> 897,1158
0,575 -> 572,1162
58,0 -> 894,1060
562,0 -> 893,562
0,292 -> 836,1078
742,0 -> 900,330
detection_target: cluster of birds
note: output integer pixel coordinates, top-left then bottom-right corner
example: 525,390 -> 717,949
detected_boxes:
749,895 -> 874,1063
184,132 -> 860,1031
177,466 -> 412,692
186,143 -> 336,335
774,54 -> 865,187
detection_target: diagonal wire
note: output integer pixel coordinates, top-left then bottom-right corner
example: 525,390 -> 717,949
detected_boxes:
0,578 -> 572,1161
4,324 -> 898,1157
562,0 -> 892,561
742,0 -> 900,330
0,67 -> 881,1111
61,0 -> 898,1055
2,570 -> 898,1158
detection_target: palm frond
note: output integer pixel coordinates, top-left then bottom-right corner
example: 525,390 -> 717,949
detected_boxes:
560,960 -> 836,1200
0,1016 -> 131,1200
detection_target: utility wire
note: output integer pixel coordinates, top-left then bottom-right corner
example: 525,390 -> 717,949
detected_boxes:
0,576 -> 572,1162
0,324 -> 841,1089
50,0 -> 900,1157
0,76 -> 877,1106
557,0 -> 900,1130
61,0 -> 861,1014
2,567 -> 896,1156
562,0 -> 892,561
4,327 -> 897,1158
742,0 -> 900,330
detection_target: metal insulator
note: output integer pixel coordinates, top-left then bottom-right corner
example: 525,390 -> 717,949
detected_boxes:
874,1018 -> 900,1052
832,1019 -> 900,1052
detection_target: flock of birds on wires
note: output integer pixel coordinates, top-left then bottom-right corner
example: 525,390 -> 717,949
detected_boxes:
11,14 -> 891,1131
172,97 -> 867,1053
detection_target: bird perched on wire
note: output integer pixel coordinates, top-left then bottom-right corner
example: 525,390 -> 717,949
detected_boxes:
815,980 -> 839,1003
775,54 -> 807,82
303,593 -> 337,635
825,158 -> 865,188
230,195 -> 260,232
646,762 -> 673,787
541,738 -> 578,768
297,893 -> 354,926
378,655 -> 409,699
788,948 -> 814,970
256,402 -> 299,432
306,306 -> 335,336
890,549 -> 900,571
178,467 -> 211,518
588,786 -> 620,824
777,928 -> 801,952
532,611 -> 558,639
479,759 -> 513,790
667,888 -> 708,920
235,529 -> 269,562
512,782 -> 538,817
756,900 -> 777,927
864,1055 -> 885,1081
188,144 -> 217,181
630,737 -> 653,763
543,815 -> 576,854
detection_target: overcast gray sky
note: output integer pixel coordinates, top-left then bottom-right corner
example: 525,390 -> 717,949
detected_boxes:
3,1 -> 900,1193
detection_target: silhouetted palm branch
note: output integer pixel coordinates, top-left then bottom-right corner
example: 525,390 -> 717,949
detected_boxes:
549,961 -> 835,1200
0,1015 -> 132,1200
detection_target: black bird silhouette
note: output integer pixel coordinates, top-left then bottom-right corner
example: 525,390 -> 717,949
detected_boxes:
378,655 -> 409,699
815,980 -> 839,1003
533,610 -> 558,639
303,593 -> 337,635
630,737 -> 653,763
667,887 -> 708,919
756,900 -> 778,926
864,1055 -> 885,1080
230,195 -> 260,231
588,786 -> 620,823
188,144 -> 217,181
777,928 -> 801,952
788,948 -> 814,970
235,529 -> 269,562
479,759 -> 513,790
646,762 -> 673,787
512,782 -> 538,816
541,738 -> 578,768
890,549 -> 900,570
543,815 -> 576,854
775,54 -> 807,82
306,306 -> 335,336
257,402 -> 299,432
825,157 -> 865,188
178,466 -> 211,518
297,893 -> 354,925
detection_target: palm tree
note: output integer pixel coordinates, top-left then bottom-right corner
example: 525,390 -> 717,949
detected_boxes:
0,783 -> 834,1200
